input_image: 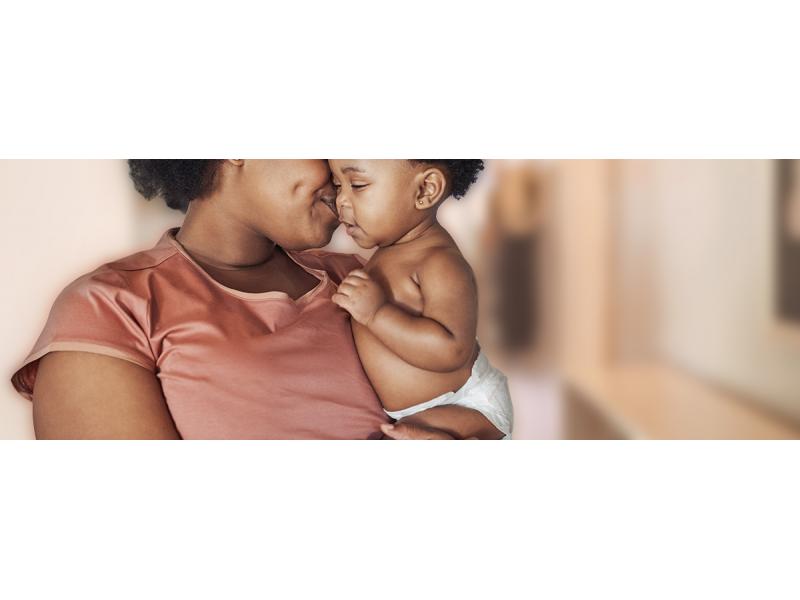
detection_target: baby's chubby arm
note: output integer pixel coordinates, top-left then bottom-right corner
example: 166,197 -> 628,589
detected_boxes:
331,250 -> 478,372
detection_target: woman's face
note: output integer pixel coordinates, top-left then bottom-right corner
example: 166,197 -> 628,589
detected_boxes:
228,160 -> 339,250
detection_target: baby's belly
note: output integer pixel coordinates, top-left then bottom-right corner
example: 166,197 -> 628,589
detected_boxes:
352,322 -> 474,412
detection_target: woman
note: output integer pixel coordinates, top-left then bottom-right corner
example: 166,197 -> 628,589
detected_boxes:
11,160 -> 499,439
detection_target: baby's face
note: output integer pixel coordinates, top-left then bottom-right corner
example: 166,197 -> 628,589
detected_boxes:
329,160 -> 425,249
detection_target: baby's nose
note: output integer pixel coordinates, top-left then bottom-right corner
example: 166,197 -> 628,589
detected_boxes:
335,190 -> 348,213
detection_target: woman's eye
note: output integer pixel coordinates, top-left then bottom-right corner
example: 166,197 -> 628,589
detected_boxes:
352,184 -> 368,190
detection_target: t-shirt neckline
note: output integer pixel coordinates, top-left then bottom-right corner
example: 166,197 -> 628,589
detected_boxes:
162,227 -> 330,303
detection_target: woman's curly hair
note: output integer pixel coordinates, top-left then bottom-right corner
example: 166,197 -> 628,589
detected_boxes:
128,159 -> 222,213
411,159 -> 484,199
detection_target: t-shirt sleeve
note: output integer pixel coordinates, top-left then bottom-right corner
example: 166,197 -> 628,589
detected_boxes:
11,271 -> 156,401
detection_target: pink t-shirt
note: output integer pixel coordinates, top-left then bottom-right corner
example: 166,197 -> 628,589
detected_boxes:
11,228 -> 388,439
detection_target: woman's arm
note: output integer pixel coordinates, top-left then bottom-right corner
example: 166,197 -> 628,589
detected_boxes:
32,351 -> 181,439
384,405 -> 504,440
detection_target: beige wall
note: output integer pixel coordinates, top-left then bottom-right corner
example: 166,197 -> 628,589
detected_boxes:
613,160 -> 800,420
551,160 -> 614,370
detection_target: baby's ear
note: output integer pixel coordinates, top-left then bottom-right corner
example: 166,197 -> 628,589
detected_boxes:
414,167 -> 448,210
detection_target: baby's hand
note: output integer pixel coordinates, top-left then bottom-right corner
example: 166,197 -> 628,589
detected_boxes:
331,269 -> 386,326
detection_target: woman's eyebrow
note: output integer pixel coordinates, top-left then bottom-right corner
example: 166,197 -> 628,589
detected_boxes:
341,166 -> 366,174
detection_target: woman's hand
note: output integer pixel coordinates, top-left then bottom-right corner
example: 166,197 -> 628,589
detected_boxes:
380,422 -> 457,440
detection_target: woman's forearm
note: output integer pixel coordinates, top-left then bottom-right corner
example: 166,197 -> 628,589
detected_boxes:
398,405 -> 504,440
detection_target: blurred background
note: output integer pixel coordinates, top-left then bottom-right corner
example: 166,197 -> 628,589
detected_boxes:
2,160 -> 799,439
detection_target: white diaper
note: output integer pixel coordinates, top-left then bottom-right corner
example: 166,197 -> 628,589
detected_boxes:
384,350 -> 513,439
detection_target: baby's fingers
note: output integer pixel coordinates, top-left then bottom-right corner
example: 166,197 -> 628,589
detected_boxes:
337,281 -> 360,295
346,269 -> 370,280
342,273 -> 367,285
331,293 -> 350,308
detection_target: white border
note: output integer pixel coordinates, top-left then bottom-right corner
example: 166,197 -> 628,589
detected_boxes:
2,1 -> 800,157
2,442 -> 799,600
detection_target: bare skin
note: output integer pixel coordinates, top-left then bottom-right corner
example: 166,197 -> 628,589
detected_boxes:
345,225 -> 479,410
330,160 -> 503,440
33,159 -> 499,439
34,352 -> 181,440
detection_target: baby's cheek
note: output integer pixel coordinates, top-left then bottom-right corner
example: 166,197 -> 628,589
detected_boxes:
359,219 -> 387,246
355,237 -> 377,249
350,227 -> 378,249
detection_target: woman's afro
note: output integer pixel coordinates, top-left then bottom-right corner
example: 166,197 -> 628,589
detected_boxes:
128,159 -> 221,213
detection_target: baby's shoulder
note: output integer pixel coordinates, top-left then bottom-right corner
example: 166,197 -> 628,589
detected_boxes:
416,245 -> 475,287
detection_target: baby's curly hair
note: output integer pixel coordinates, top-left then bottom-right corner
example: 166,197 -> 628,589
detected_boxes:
128,159 -> 221,213
410,160 -> 484,199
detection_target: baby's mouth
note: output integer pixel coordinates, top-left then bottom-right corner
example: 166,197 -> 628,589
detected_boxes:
340,218 -> 361,234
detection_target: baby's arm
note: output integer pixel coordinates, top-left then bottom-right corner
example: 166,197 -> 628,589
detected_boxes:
331,249 -> 477,373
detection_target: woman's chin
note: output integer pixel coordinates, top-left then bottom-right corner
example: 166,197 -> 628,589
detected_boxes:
314,211 -> 340,241
291,221 -> 337,251
315,224 -> 338,247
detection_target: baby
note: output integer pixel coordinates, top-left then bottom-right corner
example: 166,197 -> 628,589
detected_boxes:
329,160 -> 513,439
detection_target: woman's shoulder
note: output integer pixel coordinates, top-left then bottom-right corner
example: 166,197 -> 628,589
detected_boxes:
104,241 -> 180,273
45,233 -> 185,339
289,249 -> 366,283
66,233 -> 181,294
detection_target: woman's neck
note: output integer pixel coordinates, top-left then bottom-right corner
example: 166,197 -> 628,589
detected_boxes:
176,199 -> 277,269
